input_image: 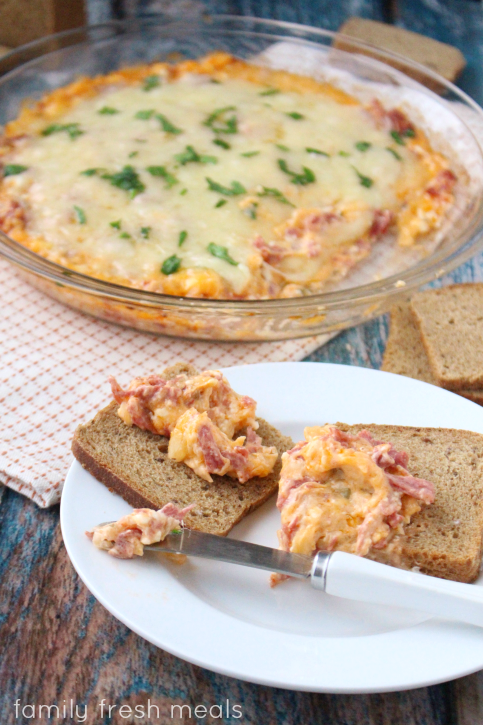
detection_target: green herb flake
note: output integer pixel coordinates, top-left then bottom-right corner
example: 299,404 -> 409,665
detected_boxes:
386,147 -> 402,161
306,147 -> 329,157
146,165 -> 178,189
3,164 -> 28,177
143,75 -> 160,92
180,188 -> 188,195
390,130 -> 405,146
276,144 -> 290,152
135,109 -> 155,120
170,528 -> 182,534
260,88 -> 280,97
403,128 -> 415,138
241,151 -> 260,158
213,138 -> 230,150
243,202 -> 258,220
156,113 -> 183,135
73,205 -> 86,224
80,168 -> 100,176
204,106 -> 238,135
206,177 -> 246,196
98,106 -> 120,115
174,145 -> 217,165
256,186 -> 294,206
141,226 -> 151,239
161,254 -> 181,275
102,165 -> 145,198
42,123 -> 84,140
286,112 -> 305,120
210,79 -> 221,85
339,151 -> 350,157
278,158 -> 315,185
128,151 -> 138,158
120,232 -> 132,239
207,242 -> 238,266
110,220 -> 122,229
352,166 -> 374,188
215,199 -> 227,208
355,141 -> 371,152
178,230 -> 188,246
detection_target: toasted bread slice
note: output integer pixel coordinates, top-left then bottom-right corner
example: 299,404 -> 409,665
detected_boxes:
338,423 -> 483,583
382,299 -> 483,405
411,284 -> 483,391
72,363 -> 293,536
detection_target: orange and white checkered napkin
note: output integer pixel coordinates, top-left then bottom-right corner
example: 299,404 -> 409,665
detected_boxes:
0,260 -> 329,507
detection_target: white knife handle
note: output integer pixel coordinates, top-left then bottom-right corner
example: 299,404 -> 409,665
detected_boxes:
311,550 -> 483,628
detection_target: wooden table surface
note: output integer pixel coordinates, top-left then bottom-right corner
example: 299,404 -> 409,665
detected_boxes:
2,255 -> 483,725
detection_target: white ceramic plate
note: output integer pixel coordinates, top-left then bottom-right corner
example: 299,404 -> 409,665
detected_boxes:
61,362 -> 483,693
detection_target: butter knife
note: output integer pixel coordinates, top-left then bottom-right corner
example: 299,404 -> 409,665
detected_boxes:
101,525 -> 483,628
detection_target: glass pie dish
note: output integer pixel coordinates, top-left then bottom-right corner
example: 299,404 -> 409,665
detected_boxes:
1,15 -> 483,341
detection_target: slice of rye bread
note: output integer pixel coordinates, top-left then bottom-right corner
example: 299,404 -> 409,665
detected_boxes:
337,423 -> 483,583
382,299 -> 483,405
410,284 -> 483,391
72,362 -> 293,536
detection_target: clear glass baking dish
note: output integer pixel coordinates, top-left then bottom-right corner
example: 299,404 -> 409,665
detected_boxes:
1,15 -> 483,341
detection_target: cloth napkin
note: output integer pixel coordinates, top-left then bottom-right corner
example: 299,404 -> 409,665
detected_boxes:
0,260 -> 329,507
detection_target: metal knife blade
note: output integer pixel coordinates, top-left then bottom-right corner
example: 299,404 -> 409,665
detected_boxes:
145,528 -> 314,579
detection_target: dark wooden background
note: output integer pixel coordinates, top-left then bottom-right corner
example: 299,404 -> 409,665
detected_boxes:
3,1 -> 483,723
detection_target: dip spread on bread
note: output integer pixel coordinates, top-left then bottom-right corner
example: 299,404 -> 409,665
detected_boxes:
109,368 -> 278,483
273,425 -> 434,582
0,53 -> 457,300
86,503 -> 192,558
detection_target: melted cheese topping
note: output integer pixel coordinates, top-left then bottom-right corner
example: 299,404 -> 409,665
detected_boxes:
0,53 -> 456,299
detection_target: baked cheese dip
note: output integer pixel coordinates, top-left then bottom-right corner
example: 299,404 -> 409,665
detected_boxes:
272,425 -> 434,583
0,53 -> 457,300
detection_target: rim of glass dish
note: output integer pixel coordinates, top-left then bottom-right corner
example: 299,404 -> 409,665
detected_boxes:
1,14 -> 483,313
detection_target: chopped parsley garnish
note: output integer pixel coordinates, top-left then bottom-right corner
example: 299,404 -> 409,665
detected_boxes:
210,79 -> 221,84
215,199 -> 227,208
42,123 -> 84,140
206,177 -> 246,196
286,112 -> 305,120
404,128 -> 415,138
352,166 -> 374,188
161,254 -> 181,275
260,88 -> 280,96
241,151 -> 260,158
120,232 -> 131,239
174,145 -> 217,165
98,106 -> 119,115
256,186 -> 294,206
339,151 -> 350,157
171,528 -> 182,534
390,131 -> 405,146
128,151 -> 138,158
180,188 -> 188,195
243,202 -> 258,220
207,242 -> 238,266
276,144 -> 290,152
80,168 -> 101,176
355,141 -> 371,152
146,165 -> 178,188
178,230 -> 188,246
156,113 -> 183,135
306,147 -> 329,157
73,205 -> 86,224
278,158 -> 315,185
204,106 -> 238,135
110,220 -> 122,229
135,109 -> 155,120
141,226 -> 151,239
3,164 -> 28,176
386,147 -> 402,161
102,165 -> 145,198
213,138 -> 231,150
143,75 -> 160,91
